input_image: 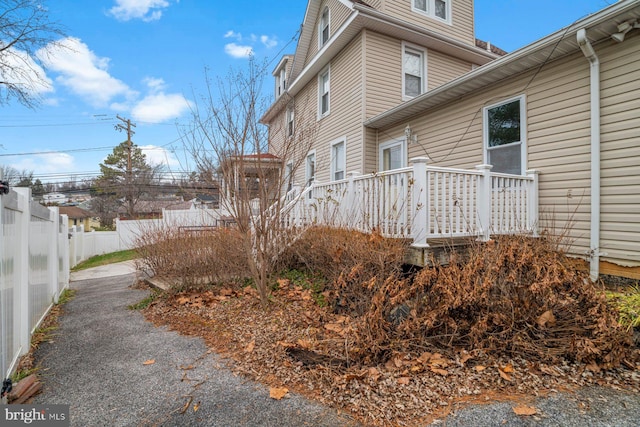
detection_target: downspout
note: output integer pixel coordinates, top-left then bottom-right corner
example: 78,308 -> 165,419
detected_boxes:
576,29 -> 601,281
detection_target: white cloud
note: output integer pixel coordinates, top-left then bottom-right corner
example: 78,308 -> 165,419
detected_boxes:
11,153 -> 75,175
0,48 -> 53,97
131,78 -> 192,123
108,0 -> 172,22
261,35 -> 278,49
224,43 -> 254,59
139,145 -> 180,168
224,30 -> 242,40
36,37 -> 136,107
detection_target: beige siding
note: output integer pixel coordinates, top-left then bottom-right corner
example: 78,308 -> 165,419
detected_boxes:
428,49 -> 473,90
375,50 -> 607,262
304,0 -> 353,68
599,32 -> 640,266
380,0 -> 474,46
364,31 -> 403,118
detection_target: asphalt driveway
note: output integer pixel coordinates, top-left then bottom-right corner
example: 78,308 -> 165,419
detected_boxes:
32,265 -> 359,427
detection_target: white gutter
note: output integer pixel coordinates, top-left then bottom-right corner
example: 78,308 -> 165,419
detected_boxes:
576,29 -> 601,281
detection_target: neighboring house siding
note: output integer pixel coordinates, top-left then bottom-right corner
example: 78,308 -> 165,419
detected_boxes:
380,0 -> 475,46
428,49 -> 474,90
599,33 -> 640,266
304,0 -> 353,67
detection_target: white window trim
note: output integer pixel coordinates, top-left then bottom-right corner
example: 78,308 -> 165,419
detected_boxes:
482,94 -> 527,175
402,42 -> 427,101
330,137 -> 347,181
318,6 -> 330,49
379,138 -> 407,171
411,0 -> 452,25
306,150 -> 316,187
274,63 -> 287,99
284,161 -> 294,192
318,65 -> 331,119
286,106 -> 295,137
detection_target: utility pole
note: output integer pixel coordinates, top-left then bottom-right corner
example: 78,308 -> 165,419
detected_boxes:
115,115 -> 136,217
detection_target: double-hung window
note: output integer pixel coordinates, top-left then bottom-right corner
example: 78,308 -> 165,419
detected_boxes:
286,107 -> 294,137
484,95 -> 527,175
318,67 -> 330,118
412,0 -> 450,23
330,138 -> 346,181
319,7 -> 330,48
403,44 -> 426,100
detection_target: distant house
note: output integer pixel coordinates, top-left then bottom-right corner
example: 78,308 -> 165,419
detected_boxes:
117,200 -> 194,220
43,193 -> 67,204
261,0 -> 640,280
193,194 -> 220,209
59,206 -> 96,230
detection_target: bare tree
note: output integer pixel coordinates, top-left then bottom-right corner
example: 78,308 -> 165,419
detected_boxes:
181,59 -> 318,305
0,0 -> 65,108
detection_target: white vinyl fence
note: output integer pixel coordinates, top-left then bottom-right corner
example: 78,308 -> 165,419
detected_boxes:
1,188 -> 69,381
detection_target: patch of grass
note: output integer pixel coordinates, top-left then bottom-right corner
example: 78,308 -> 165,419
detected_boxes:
71,249 -> 137,272
607,285 -> 640,330
278,269 -> 328,307
11,367 -> 38,383
57,288 -> 76,305
128,290 -> 161,310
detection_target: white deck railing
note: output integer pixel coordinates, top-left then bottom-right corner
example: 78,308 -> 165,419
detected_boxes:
280,158 -> 539,246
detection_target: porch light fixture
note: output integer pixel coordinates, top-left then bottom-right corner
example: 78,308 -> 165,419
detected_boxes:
405,124 -> 417,144
611,20 -> 639,43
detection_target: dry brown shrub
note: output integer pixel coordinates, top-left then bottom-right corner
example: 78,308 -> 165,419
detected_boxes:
278,226 -> 409,315
350,234 -> 633,367
135,226 -> 249,288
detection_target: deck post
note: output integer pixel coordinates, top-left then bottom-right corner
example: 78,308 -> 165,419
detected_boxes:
476,164 -> 492,241
526,169 -> 540,237
410,157 -> 430,248
346,172 -> 360,230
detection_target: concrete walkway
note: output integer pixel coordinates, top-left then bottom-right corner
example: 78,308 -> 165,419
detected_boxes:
33,263 -> 359,427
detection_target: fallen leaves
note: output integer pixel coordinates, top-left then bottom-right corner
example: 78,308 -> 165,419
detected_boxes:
269,387 -> 289,400
143,359 -> 156,365
512,404 -> 537,416
537,310 -> 556,328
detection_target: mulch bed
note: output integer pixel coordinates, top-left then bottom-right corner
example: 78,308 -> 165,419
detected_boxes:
142,281 -> 640,427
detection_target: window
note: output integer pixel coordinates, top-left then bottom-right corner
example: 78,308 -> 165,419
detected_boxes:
285,161 -> 293,192
403,44 -> 426,99
306,151 -> 316,187
330,139 -> 346,181
484,95 -> 527,175
286,107 -> 294,137
379,139 -> 406,171
274,62 -> 287,99
319,7 -> 330,48
318,67 -> 330,118
412,0 -> 450,23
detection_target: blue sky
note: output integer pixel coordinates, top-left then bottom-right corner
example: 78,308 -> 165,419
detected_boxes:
0,0 -> 615,187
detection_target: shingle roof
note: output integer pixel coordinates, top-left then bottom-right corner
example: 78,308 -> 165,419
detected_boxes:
59,206 -> 94,219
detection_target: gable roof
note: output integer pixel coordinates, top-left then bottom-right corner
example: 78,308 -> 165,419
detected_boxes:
364,0 -> 640,129
59,206 -> 94,219
263,0 -> 499,123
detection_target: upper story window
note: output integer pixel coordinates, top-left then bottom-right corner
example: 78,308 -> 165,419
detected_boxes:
286,107 -> 295,137
275,67 -> 286,99
483,95 -> 527,175
319,7 -> 330,48
318,66 -> 330,118
403,43 -> 426,100
412,0 -> 451,24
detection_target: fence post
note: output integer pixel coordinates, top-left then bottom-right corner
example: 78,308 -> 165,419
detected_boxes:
60,215 -> 70,289
48,207 -> 60,304
410,157 -> 429,248
526,169 -> 540,237
476,164 -> 493,241
14,188 -> 31,358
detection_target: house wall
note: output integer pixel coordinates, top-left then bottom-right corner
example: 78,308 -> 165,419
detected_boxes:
304,0 -> 354,67
380,0 -> 475,46
373,34 -> 640,271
